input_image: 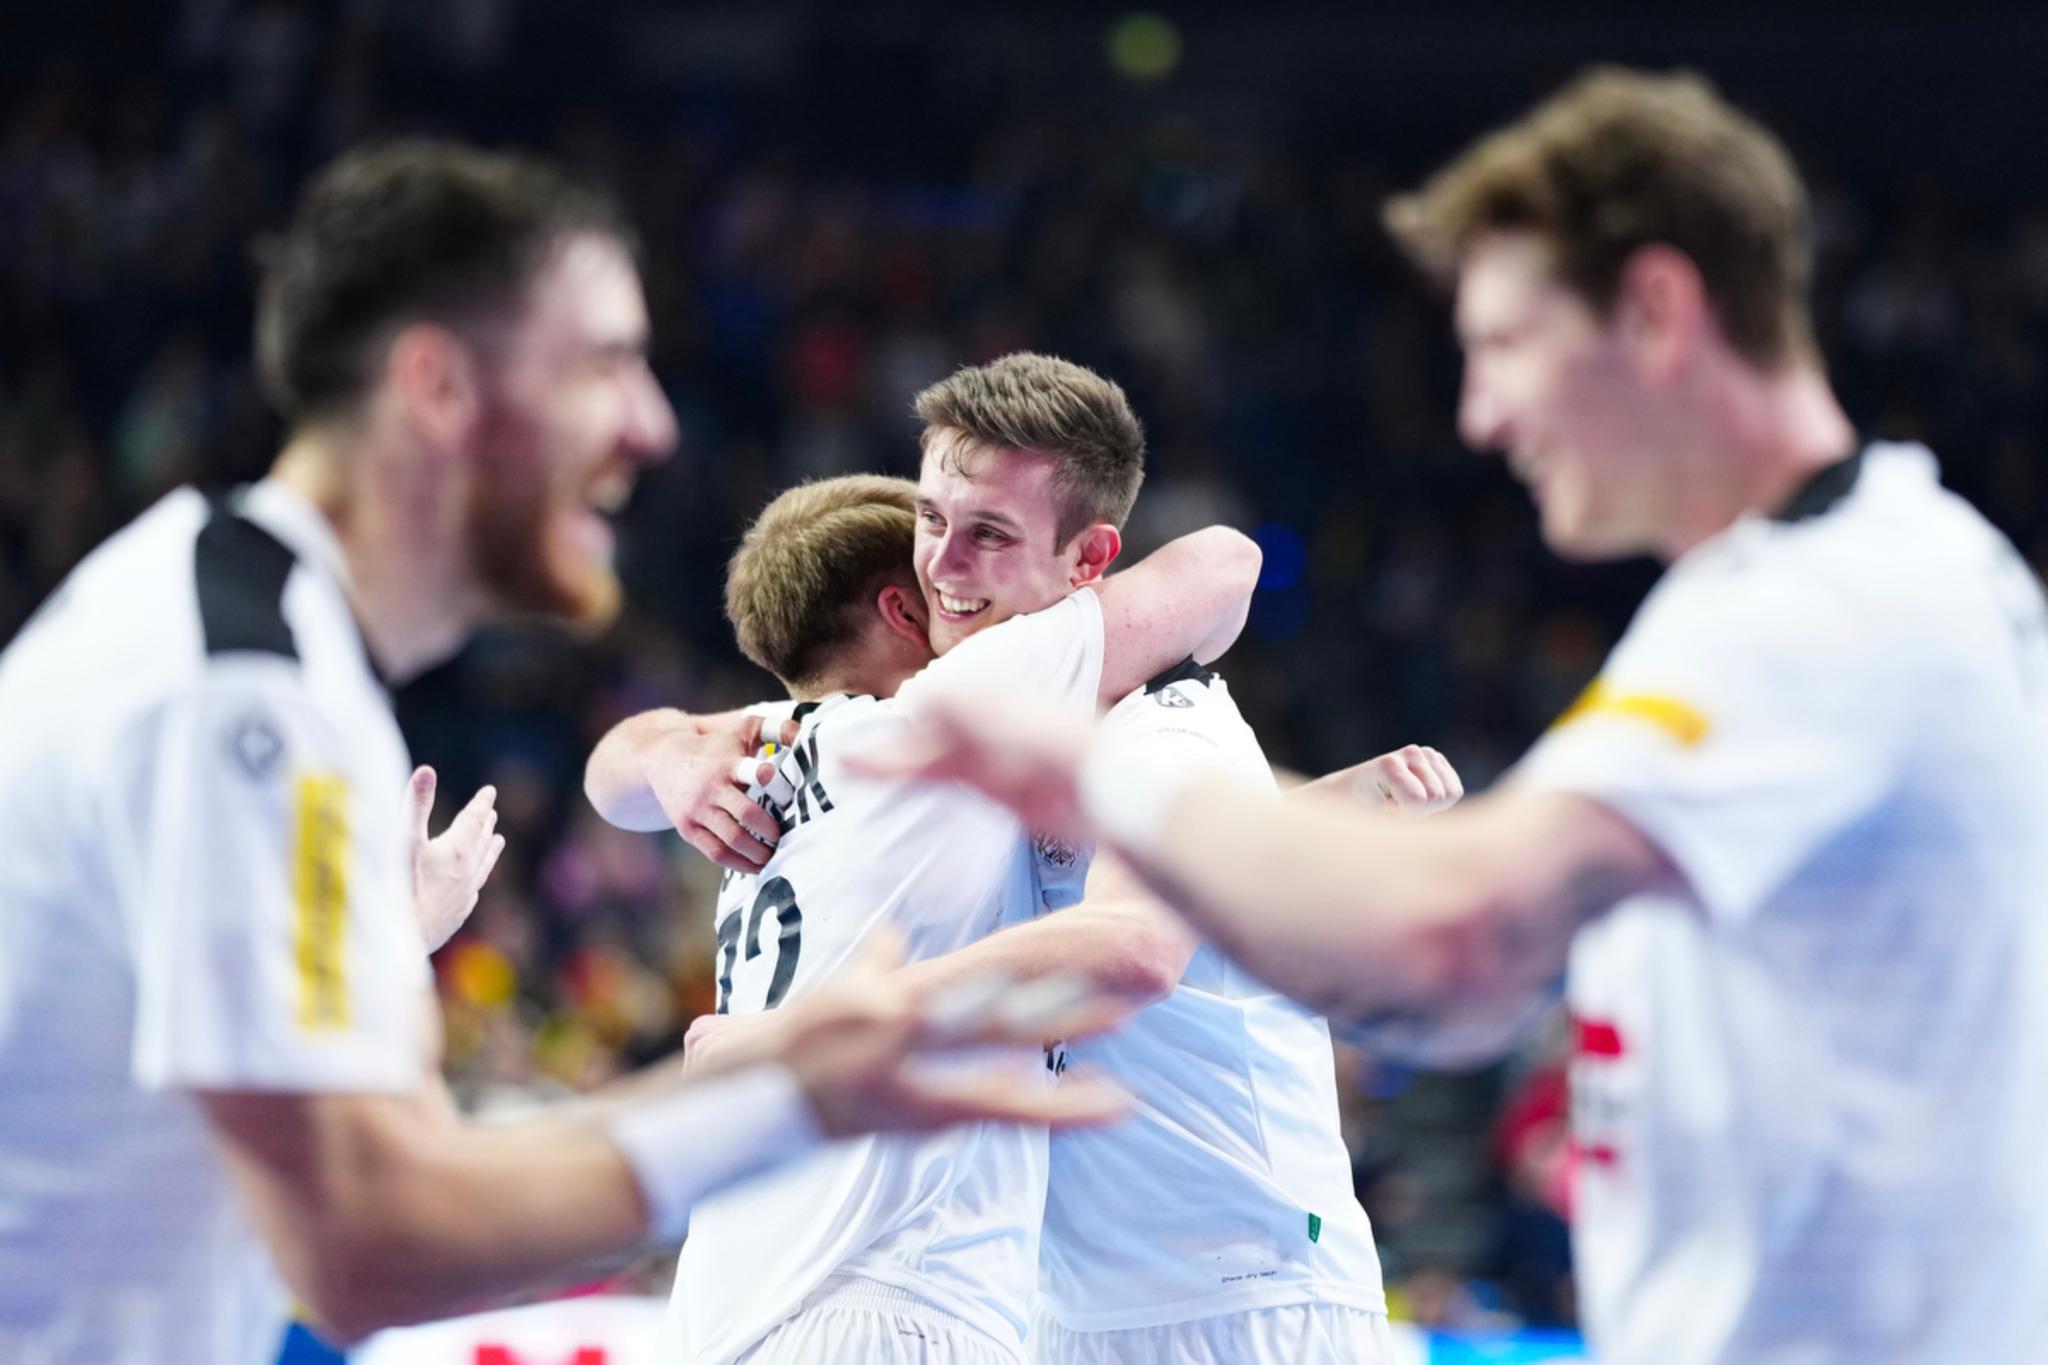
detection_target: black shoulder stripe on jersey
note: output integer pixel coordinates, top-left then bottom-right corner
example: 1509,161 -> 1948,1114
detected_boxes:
195,498 -> 300,661
1774,445 -> 1865,523
1144,656 -> 1218,695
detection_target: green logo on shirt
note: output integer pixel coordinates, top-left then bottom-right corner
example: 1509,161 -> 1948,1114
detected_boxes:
1307,1213 -> 1322,1243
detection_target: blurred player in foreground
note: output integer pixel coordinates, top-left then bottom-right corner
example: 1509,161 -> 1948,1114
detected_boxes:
595,354 -> 1456,1364
587,398 -> 1265,1360
0,143 -> 1122,1365
859,70 -> 2048,1364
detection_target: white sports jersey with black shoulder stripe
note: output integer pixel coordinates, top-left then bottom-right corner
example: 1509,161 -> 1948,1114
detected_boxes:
1514,444 -> 2048,1364
666,590 -> 1105,1365
1037,662 -> 1386,1334
0,481 -> 429,1365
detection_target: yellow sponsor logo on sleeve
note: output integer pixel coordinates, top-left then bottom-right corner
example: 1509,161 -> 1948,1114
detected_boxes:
293,773 -> 351,1032
1553,680 -> 1711,747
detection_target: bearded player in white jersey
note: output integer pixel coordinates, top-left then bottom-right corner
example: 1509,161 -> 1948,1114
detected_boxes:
597,353 -> 1455,1364
588,407 -> 1266,1359
863,70 -> 2048,1364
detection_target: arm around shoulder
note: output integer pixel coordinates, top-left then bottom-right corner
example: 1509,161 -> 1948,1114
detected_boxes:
1093,526 -> 1261,704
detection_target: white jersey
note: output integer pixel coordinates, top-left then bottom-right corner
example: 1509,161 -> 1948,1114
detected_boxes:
666,590 -> 1106,1365
1513,444 -> 2048,1364
1038,662 -> 1384,1333
0,481 -> 430,1365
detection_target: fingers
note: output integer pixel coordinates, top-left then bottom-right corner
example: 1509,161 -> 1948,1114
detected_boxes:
903,1071 -> 1131,1131
478,832 -> 506,886
691,810 -> 773,874
1425,746 -> 1464,804
716,786 -> 783,850
409,766 -> 436,840
1376,757 -> 1431,807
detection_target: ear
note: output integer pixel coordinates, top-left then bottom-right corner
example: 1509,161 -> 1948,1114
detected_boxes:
1614,244 -> 1709,382
384,322 -> 483,456
875,580 -> 929,648
1066,523 -> 1122,588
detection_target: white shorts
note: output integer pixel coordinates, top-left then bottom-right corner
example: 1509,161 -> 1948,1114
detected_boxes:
737,1277 -> 1024,1365
1031,1303 -> 1396,1365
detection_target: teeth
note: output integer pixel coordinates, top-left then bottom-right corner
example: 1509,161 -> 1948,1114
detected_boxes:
588,481 -> 631,515
938,593 -> 988,615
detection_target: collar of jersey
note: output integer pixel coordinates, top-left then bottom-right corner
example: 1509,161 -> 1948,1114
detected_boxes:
239,478 -> 354,591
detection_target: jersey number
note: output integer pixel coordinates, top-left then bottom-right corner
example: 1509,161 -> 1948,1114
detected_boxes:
714,876 -> 802,1013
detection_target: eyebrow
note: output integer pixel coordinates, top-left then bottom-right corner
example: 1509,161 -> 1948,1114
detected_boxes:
915,498 -> 1024,533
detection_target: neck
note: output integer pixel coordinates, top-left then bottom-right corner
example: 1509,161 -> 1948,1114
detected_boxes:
1658,360 -> 1857,561
270,428 -> 482,683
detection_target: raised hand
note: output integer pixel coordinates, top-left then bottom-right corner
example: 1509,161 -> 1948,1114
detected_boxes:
409,766 -> 506,951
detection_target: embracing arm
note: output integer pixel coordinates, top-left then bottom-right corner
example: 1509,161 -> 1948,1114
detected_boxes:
582,706 -> 788,871
1091,527 -> 1262,705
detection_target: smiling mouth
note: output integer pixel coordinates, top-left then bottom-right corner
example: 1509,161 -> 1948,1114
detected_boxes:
935,592 -> 990,619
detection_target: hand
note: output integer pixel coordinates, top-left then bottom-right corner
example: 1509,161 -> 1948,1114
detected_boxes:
680,1010 -> 779,1077
847,692 -> 1095,839
651,713 -> 799,875
409,766 -> 506,951
772,934 -> 1131,1138
1312,744 -> 1464,817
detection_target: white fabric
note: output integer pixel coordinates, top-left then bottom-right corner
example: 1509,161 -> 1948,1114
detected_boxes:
1037,670 -> 1385,1332
0,482 -> 429,1365
1513,444 -> 2048,1363
1031,1301 -> 1396,1365
735,1277 -> 1022,1365
667,592 -> 1105,1365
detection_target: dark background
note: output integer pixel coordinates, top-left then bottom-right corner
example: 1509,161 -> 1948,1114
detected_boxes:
7,0 -> 2046,1330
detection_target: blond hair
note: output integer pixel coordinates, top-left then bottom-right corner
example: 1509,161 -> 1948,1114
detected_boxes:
1385,67 -> 1815,370
914,353 -> 1145,543
725,475 -> 920,690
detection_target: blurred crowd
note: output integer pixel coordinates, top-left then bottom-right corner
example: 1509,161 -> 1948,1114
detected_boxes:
7,0 -> 2046,1334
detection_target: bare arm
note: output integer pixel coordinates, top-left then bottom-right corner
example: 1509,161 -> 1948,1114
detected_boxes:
198,1086 -> 652,1343
1092,527 -> 1261,705
1115,781 -> 1666,1026
850,698 -> 1671,1036
582,706 -> 787,870
893,853 -> 1199,1007
197,933 -> 1131,1343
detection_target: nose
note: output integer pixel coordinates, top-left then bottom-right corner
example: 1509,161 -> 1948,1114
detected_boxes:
624,365 -> 679,464
1456,360 -> 1508,454
928,524 -> 973,583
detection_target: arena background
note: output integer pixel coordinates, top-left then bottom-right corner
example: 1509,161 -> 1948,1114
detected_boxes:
4,2 -> 2044,1359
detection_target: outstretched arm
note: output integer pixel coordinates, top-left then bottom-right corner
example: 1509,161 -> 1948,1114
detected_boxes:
851,695 -> 1671,1033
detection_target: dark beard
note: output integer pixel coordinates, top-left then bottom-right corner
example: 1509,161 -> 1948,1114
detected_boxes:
466,408 -> 621,628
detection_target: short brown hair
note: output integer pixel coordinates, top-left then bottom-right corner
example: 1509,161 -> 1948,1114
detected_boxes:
1385,68 -> 1814,370
726,475 -> 920,690
255,139 -> 631,424
913,353 -> 1145,543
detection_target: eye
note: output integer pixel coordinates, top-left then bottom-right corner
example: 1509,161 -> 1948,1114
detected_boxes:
918,509 -> 944,531
974,526 -> 1010,546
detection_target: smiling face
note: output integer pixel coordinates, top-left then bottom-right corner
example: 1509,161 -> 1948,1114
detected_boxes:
1453,231 -> 1670,561
913,429 -> 1101,655
466,233 -> 678,627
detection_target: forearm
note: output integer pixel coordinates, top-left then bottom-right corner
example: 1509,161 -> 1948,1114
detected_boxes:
896,898 -> 1196,1006
1109,778 -> 1599,1023
584,707 -> 700,831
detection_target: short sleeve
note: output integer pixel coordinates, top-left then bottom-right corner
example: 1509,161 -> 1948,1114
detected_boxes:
125,664 -> 427,1094
895,588 -> 1105,718
1511,561 -> 1905,924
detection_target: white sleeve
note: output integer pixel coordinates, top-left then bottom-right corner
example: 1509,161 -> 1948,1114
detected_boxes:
895,588 -> 1105,718
127,664 -> 426,1094
1511,562 -> 1905,925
